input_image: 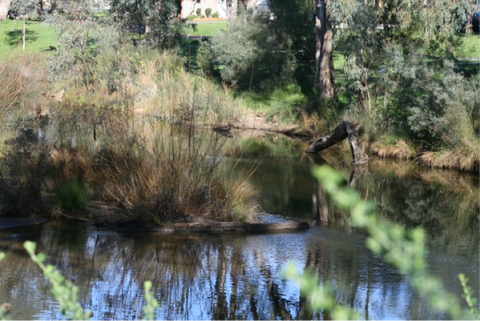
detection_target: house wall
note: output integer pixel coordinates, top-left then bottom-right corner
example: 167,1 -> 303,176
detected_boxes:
181,0 -> 223,19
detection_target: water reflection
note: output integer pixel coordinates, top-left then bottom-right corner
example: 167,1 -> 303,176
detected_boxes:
0,117 -> 478,319
0,212 -> 478,320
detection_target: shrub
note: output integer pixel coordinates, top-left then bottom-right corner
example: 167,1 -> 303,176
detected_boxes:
212,12 -> 219,18
196,8 -> 201,17
210,9 -> 294,90
201,15 -> 205,19
188,14 -> 196,21
54,177 -> 92,213
197,40 -> 215,77
205,8 -> 212,18
0,128 -> 49,216
94,126 -> 260,223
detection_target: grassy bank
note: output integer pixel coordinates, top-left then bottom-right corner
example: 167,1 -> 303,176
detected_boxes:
0,47 -> 259,223
1,16 -> 478,177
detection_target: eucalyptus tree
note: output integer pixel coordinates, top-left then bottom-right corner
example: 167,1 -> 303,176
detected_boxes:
46,0 -> 106,91
109,0 -> 183,48
312,0 -> 474,105
315,0 -> 335,101
333,0 -> 478,151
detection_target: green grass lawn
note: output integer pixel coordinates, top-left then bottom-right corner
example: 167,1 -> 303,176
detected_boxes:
0,19 -> 56,57
186,21 -> 227,37
454,33 -> 480,59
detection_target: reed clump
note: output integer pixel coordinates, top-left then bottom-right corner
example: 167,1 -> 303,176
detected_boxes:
90,122 -> 259,223
418,150 -> 479,172
369,135 -> 417,160
0,109 -> 259,223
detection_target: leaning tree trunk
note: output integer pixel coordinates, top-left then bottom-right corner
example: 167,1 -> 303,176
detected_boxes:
305,121 -> 369,164
315,0 -> 335,101
0,0 -> 11,21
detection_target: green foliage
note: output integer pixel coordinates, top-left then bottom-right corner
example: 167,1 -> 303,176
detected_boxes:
284,263 -> 359,319
23,241 -> 92,320
0,253 -> 5,320
143,281 -> 160,320
459,274 -> 480,319
239,84 -> 310,122
196,8 -> 201,17
306,165 -> 479,320
266,84 -> 309,122
209,9 -> 294,90
188,14 -> 196,21
8,0 -> 39,19
406,62 -> 479,154
0,128 -> 49,216
197,40 -> 215,77
187,21 -> 226,36
268,0 -> 315,92
212,12 -> 219,18
331,0 -> 478,153
205,8 -> 212,18
54,177 -> 92,213
109,0 -> 184,49
46,0 -> 107,90
0,19 -> 56,55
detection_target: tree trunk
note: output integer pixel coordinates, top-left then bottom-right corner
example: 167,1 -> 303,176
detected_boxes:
228,0 -> 238,27
315,0 -> 335,101
0,0 -> 11,21
305,121 -> 369,164
23,15 -> 26,50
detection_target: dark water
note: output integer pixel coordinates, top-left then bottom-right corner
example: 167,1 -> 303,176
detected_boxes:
0,132 -> 479,320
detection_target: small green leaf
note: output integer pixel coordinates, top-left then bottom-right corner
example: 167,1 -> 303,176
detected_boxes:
24,241 -> 36,254
37,253 -> 47,263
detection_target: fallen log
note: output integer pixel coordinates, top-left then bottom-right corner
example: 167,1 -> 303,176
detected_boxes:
0,218 -> 49,229
146,220 -> 309,234
305,121 -> 369,164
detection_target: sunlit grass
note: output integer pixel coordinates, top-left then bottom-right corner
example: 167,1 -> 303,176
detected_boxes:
454,33 -> 480,59
186,21 -> 227,37
0,19 -> 56,57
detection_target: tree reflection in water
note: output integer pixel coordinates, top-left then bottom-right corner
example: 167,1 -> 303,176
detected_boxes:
0,147 -> 478,319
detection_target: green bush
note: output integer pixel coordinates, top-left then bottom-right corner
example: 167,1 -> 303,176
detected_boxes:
55,177 -> 92,213
210,9 -> 294,90
188,14 -> 196,21
212,12 -> 219,18
196,8 -> 201,17
197,40 -> 215,77
201,15 -> 206,19
205,8 -> 212,18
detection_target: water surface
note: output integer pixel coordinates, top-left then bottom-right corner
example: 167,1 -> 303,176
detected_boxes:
0,131 -> 478,320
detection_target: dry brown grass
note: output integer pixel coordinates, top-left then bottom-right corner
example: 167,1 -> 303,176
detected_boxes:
49,147 -> 90,183
83,120 -> 261,223
418,150 -> 479,172
129,52 -> 239,127
369,137 -> 417,160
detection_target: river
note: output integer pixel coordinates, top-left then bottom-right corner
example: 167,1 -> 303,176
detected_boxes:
0,130 -> 478,320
